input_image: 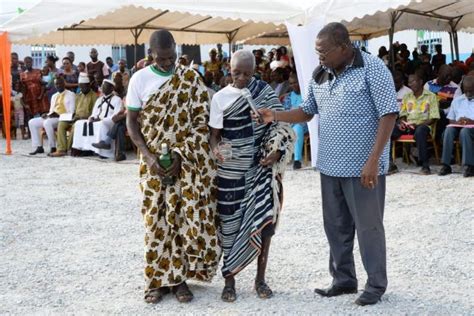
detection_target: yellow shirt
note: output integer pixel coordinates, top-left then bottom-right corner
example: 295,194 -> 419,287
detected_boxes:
53,91 -> 67,114
400,90 -> 440,125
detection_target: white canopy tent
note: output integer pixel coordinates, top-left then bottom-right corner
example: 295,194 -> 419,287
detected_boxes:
0,0 -> 417,162
245,0 -> 474,63
2,0 -> 305,45
2,0 -> 419,46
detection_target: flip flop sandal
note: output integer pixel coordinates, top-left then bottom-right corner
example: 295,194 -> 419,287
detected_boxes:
144,289 -> 164,304
221,285 -> 237,302
255,281 -> 273,299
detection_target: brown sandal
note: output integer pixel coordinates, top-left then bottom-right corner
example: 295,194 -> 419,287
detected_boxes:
144,289 -> 164,304
173,282 -> 194,303
255,281 -> 273,299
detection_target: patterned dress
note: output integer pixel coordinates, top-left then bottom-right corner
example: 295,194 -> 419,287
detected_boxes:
138,67 -> 221,294
216,79 -> 295,277
20,69 -> 49,115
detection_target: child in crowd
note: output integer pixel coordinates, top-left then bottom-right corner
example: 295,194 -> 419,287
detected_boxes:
11,81 -> 28,139
78,62 -> 86,73
282,73 -> 307,169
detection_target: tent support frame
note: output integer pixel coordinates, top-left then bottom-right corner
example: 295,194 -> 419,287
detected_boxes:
388,11 -> 403,71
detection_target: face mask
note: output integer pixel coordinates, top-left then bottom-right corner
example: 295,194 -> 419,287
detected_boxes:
42,75 -> 50,82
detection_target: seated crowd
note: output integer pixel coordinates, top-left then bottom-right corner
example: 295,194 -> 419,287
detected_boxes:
3,42 -> 474,176
386,43 -> 474,177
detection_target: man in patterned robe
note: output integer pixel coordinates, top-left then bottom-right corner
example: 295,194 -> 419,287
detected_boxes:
209,50 -> 295,302
126,30 -> 221,304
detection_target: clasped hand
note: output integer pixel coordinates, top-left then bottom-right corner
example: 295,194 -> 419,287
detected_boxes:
144,152 -> 181,178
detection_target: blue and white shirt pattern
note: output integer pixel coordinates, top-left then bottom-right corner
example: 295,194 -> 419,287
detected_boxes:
301,49 -> 398,177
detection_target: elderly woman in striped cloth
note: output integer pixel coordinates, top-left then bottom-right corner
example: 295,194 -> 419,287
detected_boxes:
209,50 -> 295,302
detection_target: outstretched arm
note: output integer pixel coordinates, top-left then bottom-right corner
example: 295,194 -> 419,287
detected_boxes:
257,107 -> 313,124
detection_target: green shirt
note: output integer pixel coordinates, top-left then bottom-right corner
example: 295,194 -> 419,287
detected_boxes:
74,91 -> 97,120
400,90 -> 440,125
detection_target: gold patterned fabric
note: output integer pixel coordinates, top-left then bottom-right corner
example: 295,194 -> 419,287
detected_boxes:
138,66 -> 221,294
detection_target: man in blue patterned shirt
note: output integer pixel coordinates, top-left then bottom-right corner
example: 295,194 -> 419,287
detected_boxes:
259,22 -> 398,306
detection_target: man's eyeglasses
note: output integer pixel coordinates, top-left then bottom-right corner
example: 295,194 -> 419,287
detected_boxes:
315,46 -> 339,58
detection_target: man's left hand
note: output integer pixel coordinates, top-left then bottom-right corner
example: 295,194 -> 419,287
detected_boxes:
361,158 -> 379,189
166,152 -> 182,177
260,150 -> 282,167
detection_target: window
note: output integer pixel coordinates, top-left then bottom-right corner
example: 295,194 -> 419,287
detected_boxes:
112,45 -> 126,63
31,45 -> 56,69
417,31 -> 442,55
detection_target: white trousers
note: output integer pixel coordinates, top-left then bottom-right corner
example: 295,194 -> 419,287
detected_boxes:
72,118 -> 115,158
28,117 -> 59,148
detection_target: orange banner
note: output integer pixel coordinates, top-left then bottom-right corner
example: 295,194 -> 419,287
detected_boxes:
0,32 -> 12,154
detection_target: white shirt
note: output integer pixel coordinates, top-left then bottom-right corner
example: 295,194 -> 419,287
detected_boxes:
269,60 -> 288,71
91,94 -> 123,120
126,65 -> 173,110
447,95 -> 474,121
48,89 -> 76,115
209,85 -> 242,129
396,85 -> 412,107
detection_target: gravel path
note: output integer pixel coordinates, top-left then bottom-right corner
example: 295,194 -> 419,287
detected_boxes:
1,139 -> 473,315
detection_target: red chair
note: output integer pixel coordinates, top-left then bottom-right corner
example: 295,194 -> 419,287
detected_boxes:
391,121 -> 439,164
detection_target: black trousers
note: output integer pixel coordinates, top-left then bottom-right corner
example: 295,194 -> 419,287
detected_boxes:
320,174 -> 387,296
107,119 -> 126,156
390,125 -> 431,167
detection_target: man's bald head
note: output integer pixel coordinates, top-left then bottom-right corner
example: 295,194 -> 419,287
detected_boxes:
463,75 -> 474,100
438,64 -> 453,86
149,30 -> 176,73
230,50 -> 255,89
150,30 -> 176,50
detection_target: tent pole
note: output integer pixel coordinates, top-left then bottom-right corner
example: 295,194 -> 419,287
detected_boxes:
226,30 -> 239,56
448,32 -> 455,63
0,32 -> 12,154
389,13 -> 395,71
388,11 -> 403,71
453,31 -> 459,61
131,28 -> 144,70
132,29 -> 138,70
449,18 -> 462,62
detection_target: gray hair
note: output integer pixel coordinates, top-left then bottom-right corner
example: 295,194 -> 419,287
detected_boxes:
317,22 -> 351,47
231,50 -> 255,69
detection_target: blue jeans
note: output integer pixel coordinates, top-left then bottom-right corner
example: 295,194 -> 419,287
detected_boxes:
292,123 -> 306,162
441,127 -> 474,166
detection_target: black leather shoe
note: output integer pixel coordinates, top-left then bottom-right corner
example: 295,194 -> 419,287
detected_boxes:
92,141 -> 111,149
420,166 -> 431,175
314,285 -> 358,297
388,162 -> 399,175
293,160 -> 302,170
115,153 -> 126,162
438,164 -> 452,176
463,165 -> 474,178
354,291 -> 381,306
29,146 -> 44,155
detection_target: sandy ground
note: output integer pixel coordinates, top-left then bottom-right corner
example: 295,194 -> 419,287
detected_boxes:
0,139 -> 473,315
